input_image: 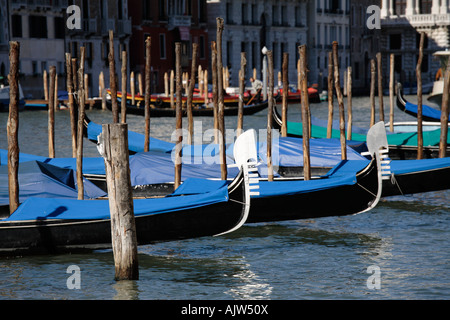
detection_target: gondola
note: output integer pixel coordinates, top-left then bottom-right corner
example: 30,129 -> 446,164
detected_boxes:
272,103 -> 450,159
396,82 -> 447,122
0,158 -> 257,257
85,125 -> 387,224
105,90 -> 268,117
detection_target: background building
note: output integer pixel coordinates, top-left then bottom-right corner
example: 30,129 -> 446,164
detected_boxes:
128,0 -> 209,93
207,0 -> 308,87
380,0 -> 450,90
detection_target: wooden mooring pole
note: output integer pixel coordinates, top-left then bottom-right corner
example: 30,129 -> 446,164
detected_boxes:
102,123 -> 138,281
66,53 -> 77,158
299,45 -> 311,180
332,41 -> 347,160
109,30 -> 119,123
389,53 -> 395,132
216,18 -> 227,180
144,36 -> 151,152
281,52 -> 289,137
43,69 -> 48,101
377,52 -> 384,122
237,52 -> 246,137
266,50 -> 274,182
211,41 -> 219,144
121,50 -> 127,124
7,41 -> 20,215
347,66 -> 352,141
416,32 -> 425,160
174,42 -> 183,189
439,65 -> 450,158
327,52 -> 334,138
370,59 -> 376,127
77,47 -> 86,200
48,66 -> 56,158
187,43 -> 198,145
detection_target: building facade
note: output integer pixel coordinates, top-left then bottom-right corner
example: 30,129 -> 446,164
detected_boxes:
380,0 -> 450,88
349,0 -> 380,93
0,0 -> 130,98
307,0 -> 351,90
128,0 -> 209,93
207,0 -> 309,87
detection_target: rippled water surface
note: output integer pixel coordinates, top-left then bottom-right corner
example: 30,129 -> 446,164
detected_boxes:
0,95 -> 448,300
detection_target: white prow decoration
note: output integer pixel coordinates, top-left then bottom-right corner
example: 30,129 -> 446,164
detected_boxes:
215,129 -> 260,236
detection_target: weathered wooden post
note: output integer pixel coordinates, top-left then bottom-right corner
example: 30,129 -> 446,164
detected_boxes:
332,41 -> 347,160
84,73 -> 89,101
55,73 -> 59,111
66,53 -> 77,158
327,51 -> 334,138
266,50 -> 274,182
237,52 -> 246,137
211,41 -> 219,144
102,123 -> 139,281
100,71 -> 107,110
174,42 -> 183,189
77,47 -> 86,200
170,70 -> 175,109
109,30 -> 119,123
7,41 -> 20,215
216,18 -> 227,180
439,64 -> 450,158
43,69 -> 49,101
299,45 -> 311,180
71,58 -> 78,93
281,52 -> 289,137
130,71 -> 135,105
144,36 -> 151,152
389,53 -> 395,132
370,59 -> 376,127
138,72 -> 143,96
164,71 -> 169,97
121,50 -> 127,124
48,66 -> 56,158
377,52 -> 384,122
203,69 -> 208,106
416,32 -> 425,160
347,66 -> 353,141
199,66 -> 203,97
187,43 -> 198,145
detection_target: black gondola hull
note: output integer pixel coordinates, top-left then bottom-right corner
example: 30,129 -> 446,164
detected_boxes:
0,173 -> 246,256
106,100 -> 268,117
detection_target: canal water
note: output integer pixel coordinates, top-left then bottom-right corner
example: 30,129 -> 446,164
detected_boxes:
0,95 -> 448,301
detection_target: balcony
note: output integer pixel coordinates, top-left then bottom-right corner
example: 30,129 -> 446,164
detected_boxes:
169,15 -> 192,28
381,13 -> 450,27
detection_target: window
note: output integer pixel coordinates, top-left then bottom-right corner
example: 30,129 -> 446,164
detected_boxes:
281,6 -> 287,26
11,15 -> 22,38
199,35 -> 205,59
252,42 -> 258,70
32,61 -> 38,76
83,0 -> 89,19
394,54 -> 402,73
159,34 -> 166,59
242,3 -> 248,24
389,34 -> 402,50
419,0 -> 432,14
143,0 -> 152,20
29,16 -> 47,38
117,0 -> 123,20
227,41 -> 233,69
395,0 -> 407,15
272,5 -> 279,25
416,32 -> 428,49
41,61 -> 47,75
226,2 -> 233,24
417,54 -> 429,72
54,17 -> 65,39
252,4 -> 258,24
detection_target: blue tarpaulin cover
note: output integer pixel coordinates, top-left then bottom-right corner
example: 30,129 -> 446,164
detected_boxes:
0,149 -> 106,175
3,180 -> 229,221
254,160 -> 370,198
0,161 -> 106,206
389,157 -> 450,175
405,102 -> 443,122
